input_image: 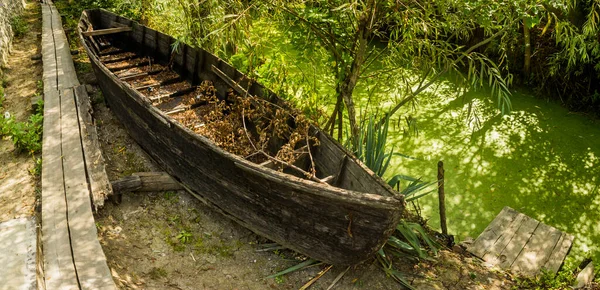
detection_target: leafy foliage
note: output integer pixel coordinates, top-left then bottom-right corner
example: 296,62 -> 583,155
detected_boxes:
0,99 -> 44,154
10,16 -> 28,38
176,230 -> 193,244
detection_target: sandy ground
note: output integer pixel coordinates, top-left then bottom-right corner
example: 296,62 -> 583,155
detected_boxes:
0,1 -> 42,224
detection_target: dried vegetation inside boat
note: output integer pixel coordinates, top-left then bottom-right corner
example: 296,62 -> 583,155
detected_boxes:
99,46 -> 320,178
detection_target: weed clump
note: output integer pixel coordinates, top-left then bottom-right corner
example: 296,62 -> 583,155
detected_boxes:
0,97 -> 44,154
10,16 -> 28,38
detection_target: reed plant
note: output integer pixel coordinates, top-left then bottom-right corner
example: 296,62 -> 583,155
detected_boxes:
355,114 -> 441,287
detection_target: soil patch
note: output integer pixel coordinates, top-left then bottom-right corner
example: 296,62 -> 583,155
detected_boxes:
0,1 -> 42,223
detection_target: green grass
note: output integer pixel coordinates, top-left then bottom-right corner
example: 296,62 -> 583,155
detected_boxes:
1,99 -> 44,154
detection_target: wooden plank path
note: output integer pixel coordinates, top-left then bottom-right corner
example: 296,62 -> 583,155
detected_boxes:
41,1 -> 116,289
467,206 -> 574,277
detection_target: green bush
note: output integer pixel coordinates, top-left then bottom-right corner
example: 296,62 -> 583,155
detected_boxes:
10,16 -> 28,38
0,99 -> 44,154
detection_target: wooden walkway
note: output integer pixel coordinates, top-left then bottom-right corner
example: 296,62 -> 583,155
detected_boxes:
467,206 -> 574,277
41,1 -> 115,289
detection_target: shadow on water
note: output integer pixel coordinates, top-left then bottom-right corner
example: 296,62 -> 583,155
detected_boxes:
386,86 -> 600,268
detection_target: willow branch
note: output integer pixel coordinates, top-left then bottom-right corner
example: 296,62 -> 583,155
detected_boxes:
382,23 -> 514,125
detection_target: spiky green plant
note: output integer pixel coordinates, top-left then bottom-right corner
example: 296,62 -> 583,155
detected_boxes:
354,114 -> 441,288
354,114 -> 436,201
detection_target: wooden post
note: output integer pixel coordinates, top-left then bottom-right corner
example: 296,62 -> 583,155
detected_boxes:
438,161 -> 447,235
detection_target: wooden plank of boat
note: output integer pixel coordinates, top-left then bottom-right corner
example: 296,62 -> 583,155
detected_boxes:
82,26 -> 132,36
110,21 -> 128,28
109,61 -> 151,72
104,55 -> 141,64
81,11 -> 102,54
119,69 -> 163,81
149,86 -> 197,102
211,64 -> 249,96
135,77 -> 182,90
99,48 -> 126,56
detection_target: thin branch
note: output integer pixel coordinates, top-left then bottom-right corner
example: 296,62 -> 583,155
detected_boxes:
260,152 -> 327,184
200,3 -> 255,43
299,265 -> 334,290
382,22 -> 515,124
305,134 -> 316,177
276,3 -> 350,62
241,108 -> 258,152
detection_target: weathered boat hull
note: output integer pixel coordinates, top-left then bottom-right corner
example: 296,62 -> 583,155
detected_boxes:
79,9 -> 404,265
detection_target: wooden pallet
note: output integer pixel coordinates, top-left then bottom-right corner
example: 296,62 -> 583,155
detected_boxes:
41,1 -> 115,289
467,206 -> 574,277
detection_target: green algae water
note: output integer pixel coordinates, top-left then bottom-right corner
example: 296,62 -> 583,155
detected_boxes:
385,89 -> 600,268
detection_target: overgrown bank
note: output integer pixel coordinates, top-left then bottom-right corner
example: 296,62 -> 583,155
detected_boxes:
54,0 -> 593,286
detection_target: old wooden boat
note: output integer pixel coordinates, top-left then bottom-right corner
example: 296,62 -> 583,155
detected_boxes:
78,9 -> 404,265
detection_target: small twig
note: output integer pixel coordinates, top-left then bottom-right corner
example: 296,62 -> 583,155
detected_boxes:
299,265 -> 333,290
327,266 -> 350,290
255,245 -> 287,252
305,134 -> 316,178
259,152 -> 327,184
241,108 -> 258,151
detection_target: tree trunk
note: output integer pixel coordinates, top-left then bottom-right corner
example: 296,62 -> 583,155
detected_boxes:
337,0 -> 374,150
523,19 -> 531,78
141,0 -> 149,25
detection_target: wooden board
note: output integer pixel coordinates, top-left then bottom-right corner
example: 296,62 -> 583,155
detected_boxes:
41,3 -> 116,288
543,232 -> 575,274
467,206 -> 574,277
50,4 -> 79,90
41,4 -> 58,93
468,207 -> 519,258
74,85 -> 113,209
82,26 -> 132,36
61,88 -> 116,289
511,222 -> 562,276
41,88 -> 79,290
481,213 -> 527,266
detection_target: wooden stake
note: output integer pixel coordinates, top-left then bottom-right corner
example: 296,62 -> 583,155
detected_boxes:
438,161 -> 447,235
